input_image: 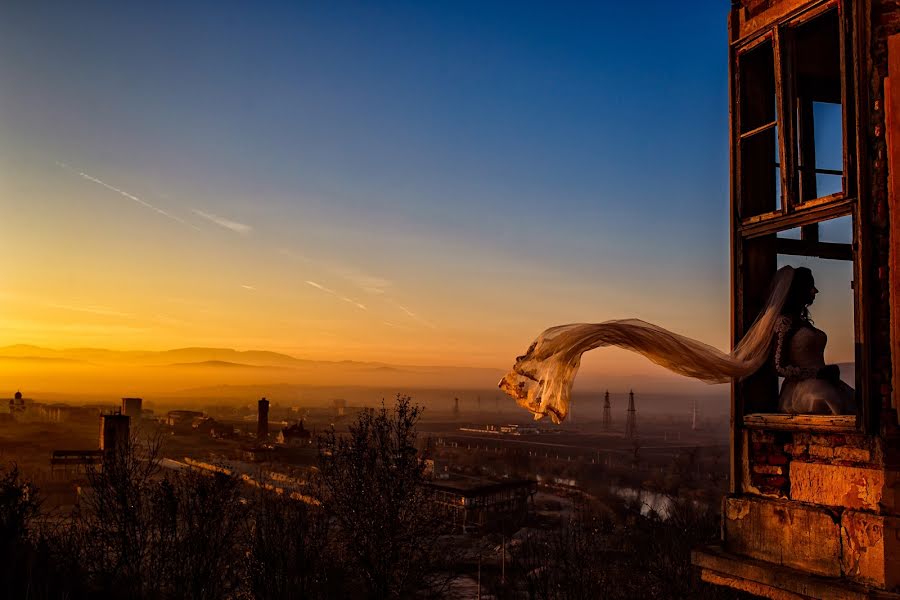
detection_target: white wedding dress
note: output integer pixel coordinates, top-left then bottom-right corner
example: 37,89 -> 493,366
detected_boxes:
774,316 -> 855,415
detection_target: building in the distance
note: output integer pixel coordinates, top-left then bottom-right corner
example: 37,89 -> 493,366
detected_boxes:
428,477 -> 536,534
121,397 -> 142,418
331,398 -> 346,418
8,390 -> 27,417
166,410 -> 204,434
276,420 -> 311,446
423,457 -> 451,480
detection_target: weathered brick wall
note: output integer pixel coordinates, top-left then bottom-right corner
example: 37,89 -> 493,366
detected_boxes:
739,426 -> 899,588
748,430 -> 791,496
748,428 -> 884,499
870,1 -> 898,429
787,432 -> 881,465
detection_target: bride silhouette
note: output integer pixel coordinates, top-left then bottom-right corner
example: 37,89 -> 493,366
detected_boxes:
499,265 -> 855,423
772,267 -> 855,415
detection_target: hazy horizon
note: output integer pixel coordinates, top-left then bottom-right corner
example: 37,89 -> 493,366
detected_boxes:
0,342 -> 750,400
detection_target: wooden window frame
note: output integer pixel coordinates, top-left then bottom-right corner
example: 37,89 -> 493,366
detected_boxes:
728,0 -> 869,495
734,0 -> 854,227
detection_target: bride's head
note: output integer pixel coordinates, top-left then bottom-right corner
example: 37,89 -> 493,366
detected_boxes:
782,266 -> 817,321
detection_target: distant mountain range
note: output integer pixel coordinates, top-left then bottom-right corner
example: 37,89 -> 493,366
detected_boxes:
0,344 -> 853,400
0,344 -> 508,395
0,344 -> 339,368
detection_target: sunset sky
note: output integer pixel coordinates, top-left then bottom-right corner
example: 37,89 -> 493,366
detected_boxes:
0,1 -> 855,378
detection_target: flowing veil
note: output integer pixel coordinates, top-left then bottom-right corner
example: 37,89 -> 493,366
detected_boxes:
499,266 -> 797,423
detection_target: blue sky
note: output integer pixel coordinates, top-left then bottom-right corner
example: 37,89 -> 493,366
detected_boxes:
5,1 -> 833,375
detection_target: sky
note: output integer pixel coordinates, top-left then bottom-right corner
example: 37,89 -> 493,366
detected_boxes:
0,1 -> 855,378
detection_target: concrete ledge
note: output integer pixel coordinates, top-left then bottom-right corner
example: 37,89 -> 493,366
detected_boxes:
841,511 -> 900,589
790,462 -> 885,511
724,496 -> 842,576
692,545 -> 900,600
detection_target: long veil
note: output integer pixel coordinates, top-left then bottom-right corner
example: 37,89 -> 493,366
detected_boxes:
499,266 -> 796,423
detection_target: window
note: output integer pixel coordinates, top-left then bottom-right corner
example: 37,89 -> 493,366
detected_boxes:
732,1 -> 859,424
738,37 -> 780,218
790,8 -> 846,204
739,216 -> 857,418
735,2 -> 853,225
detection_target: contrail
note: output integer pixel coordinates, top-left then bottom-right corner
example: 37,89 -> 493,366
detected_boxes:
305,280 -> 367,311
191,208 -> 252,234
389,299 -> 436,328
57,162 -> 198,229
46,302 -> 133,318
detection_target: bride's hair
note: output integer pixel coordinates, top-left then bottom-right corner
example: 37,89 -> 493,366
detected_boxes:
781,266 -> 814,323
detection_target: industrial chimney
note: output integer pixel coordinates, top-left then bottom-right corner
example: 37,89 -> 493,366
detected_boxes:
258,397 -> 270,440
99,412 -> 130,457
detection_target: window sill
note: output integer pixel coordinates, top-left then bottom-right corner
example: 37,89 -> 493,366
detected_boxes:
743,413 -> 858,432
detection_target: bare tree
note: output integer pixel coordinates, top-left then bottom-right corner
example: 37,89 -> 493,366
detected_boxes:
244,490 -> 341,600
59,435 -> 248,599
504,493 -> 755,600
317,394 -> 454,599
67,434 -> 165,598
0,465 -> 46,598
151,469 -> 247,599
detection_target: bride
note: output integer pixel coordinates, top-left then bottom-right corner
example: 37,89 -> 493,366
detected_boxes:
499,265 -> 855,423
772,267 -> 855,415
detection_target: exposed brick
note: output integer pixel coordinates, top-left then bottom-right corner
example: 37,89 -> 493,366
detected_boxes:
763,476 -> 787,489
753,465 -> 784,475
768,454 -> 789,466
785,443 -> 808,457
809,445 -> 834,459
752,431 -> 775,444
834,447 -> 871,463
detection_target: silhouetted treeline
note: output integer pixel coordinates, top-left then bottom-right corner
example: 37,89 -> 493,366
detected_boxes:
0,395 -> 751,600
0,395 -> 454,600
488,497 -> 754,600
